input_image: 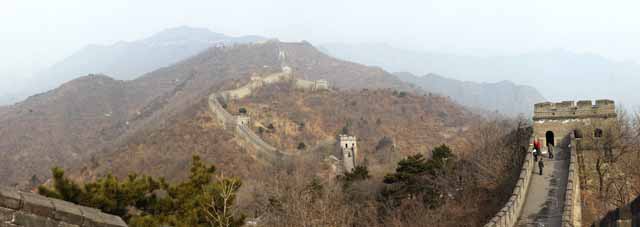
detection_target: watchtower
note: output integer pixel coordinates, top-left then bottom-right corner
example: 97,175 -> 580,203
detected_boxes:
236,115 -> 250,126
532,99 -> 616,147
339,135 -> 358,172
314,80 -> 329,90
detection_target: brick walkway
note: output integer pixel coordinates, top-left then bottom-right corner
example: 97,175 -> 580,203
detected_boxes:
517,146 -> 570,227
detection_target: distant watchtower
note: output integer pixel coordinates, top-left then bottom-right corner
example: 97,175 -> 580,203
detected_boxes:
339,135 -> 358,172
532,99 -> 617,147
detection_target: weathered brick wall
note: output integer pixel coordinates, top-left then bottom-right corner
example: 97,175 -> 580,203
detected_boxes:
593,192 -> 640,227
483,137 -> 534,227
533,100 -> 616,121
561,134 -> 582,227
0,186 -> 127,227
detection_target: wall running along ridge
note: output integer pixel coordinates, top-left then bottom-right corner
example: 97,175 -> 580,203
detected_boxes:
486,100 -> 613,226
483,138 -> 534,227
207,66 -> 330,162
562,133 -> 582,227
0,186 -> 127,227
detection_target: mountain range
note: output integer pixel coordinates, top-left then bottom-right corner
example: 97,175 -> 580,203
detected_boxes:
0,40 -> 421,187
321,43 -> 640,111
395,72 -> 545,116
1,27 -> 266,105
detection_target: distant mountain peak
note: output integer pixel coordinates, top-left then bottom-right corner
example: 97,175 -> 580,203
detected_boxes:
142,26 -> 227,45
11,27 -> 270,106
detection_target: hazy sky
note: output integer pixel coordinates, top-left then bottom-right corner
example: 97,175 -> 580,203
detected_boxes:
3,0 -> 640,80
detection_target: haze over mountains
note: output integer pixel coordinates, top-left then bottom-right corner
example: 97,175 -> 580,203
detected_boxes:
395,72 -> 545,116
5,26 -> 551,117
0,39 -> 419,187
321,43 -> 640,110
0,27 -> 266,105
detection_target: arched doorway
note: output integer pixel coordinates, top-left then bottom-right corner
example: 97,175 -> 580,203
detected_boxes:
545,131 -> 555,146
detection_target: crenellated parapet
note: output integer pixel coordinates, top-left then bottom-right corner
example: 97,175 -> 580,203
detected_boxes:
533,99 -> 616,121
0,186 -> 127,227
339,135 -> 357,173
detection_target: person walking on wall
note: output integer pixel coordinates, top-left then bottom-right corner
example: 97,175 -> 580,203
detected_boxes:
533,137 -> 541,161
538,158 -> 544,175
548,143 -> 554,159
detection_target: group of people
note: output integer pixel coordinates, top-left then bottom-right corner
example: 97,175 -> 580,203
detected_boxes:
532,138 -> 554,175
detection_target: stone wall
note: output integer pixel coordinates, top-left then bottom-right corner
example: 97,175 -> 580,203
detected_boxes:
593,195 -> 640,227
294,79 -> 329,91
208,66 -> 332,159
533,100 -> 616,120
208,94 -> 236,129
562,134 -> 582,227
484,139 -> 534,227
221,67 -> 294,100
532,100 -> 617,152
0,186 -> 127,227
339,135 -> 357,173
207,74 -> 289,161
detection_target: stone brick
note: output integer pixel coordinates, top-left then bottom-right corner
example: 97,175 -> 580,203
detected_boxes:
20,192 -> 55,218
96,212 -> 127,227
0,207 -> 16,223
78,206 -> 104,227
79,206 -> 126,227
0,222 -> 20,227
50,199 -> 84,225
12,211 -> 58,227
58,222 -> 81,227
0,187 -> 22,210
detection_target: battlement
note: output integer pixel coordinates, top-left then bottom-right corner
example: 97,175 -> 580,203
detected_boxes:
294,79 -> 330,91
338,134 -> 357,173
339,135 -> 357,144
236,115 -> 250,126
533,99 -> 616,120
0,186 -> 127,227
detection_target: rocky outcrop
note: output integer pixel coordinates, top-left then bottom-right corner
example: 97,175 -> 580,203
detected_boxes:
0,186 -> 127,227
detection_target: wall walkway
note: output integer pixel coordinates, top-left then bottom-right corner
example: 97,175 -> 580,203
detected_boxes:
207,66 -> 328,162
0,186 -> 127,227
484,140 -> 535,227
485,135 -> 582,227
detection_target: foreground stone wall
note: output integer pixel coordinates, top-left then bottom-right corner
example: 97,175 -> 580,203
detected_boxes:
0,186 -> 127,227
484,139 -> 534,227
562,134 -> 582,227
594,195 -> 640,227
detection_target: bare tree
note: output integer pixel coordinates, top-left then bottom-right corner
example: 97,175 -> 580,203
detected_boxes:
203,174 -> 244,227
579,108 -> 640,216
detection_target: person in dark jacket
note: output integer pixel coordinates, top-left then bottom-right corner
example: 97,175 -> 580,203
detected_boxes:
538,158 -> 544,175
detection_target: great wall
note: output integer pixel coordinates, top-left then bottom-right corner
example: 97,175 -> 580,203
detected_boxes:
206,48 -> 337,165
8,42 -> 625,226
485,99 -> 616,227
0,186 -> 126,227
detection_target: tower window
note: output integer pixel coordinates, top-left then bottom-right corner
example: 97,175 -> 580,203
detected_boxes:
595,128 -> 603,138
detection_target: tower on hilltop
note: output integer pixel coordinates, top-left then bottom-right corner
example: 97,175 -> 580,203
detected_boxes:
532,99 -> 617,148
339,134 -> 358,173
